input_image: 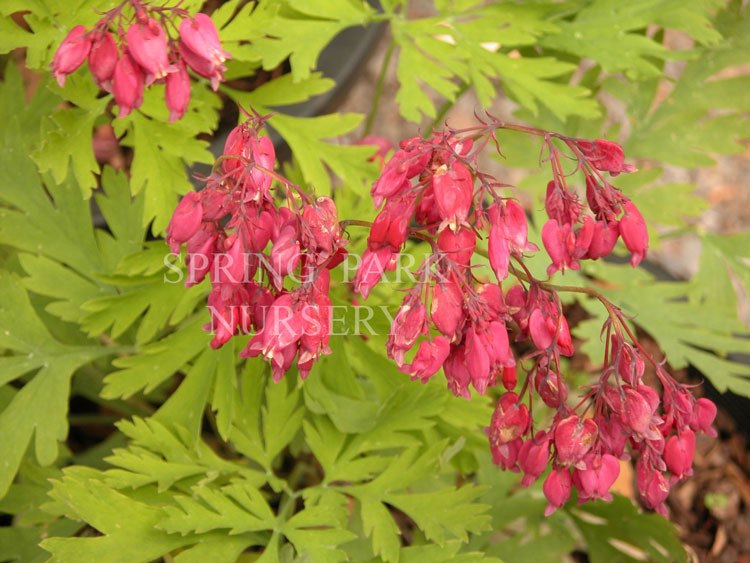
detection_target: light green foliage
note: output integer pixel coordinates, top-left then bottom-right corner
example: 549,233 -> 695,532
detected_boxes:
391,4 -> 599,122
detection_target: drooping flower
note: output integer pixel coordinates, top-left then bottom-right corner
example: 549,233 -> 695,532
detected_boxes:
51,25 -> 92,87
165,61 -> 191,122
112,51 -> 145,118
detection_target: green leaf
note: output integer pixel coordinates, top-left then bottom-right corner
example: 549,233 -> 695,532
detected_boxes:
237,0 -> 375,81
101,318 -> 209,399
159,480 -> 276,535
34,74 -> 108,196
359,496 -> 401,563
0,272 -> 111,497
623,5 -> 750,166
41,468 -> 195,563
540,0 -> 721,78
104,417 -> 263,492
282,498 -> 356,562
387,485 -> 491,545
568,495 -> 687,563
113,88 -> 218,234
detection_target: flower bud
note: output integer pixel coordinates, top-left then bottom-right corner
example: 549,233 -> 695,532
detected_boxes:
664,430 -> 695,479
430,279 -> 464,340
690,397 -> 717,437
88,32 -> 118,91
166,192 -> 203,253
518,432 -> 550,487
443,345 -> 471,399
619,201 -> 648,267
543,468 -> 572,516
112,52 -> 145,118
432,161 -> 473,230
126,18 -> 173,84
403,336 -> 450,382
51,25 -> 91,87
534,368 -> 568,408
636,461 -> 670,514
577,139 -> 636,176
353,247 -> 396,299
179,13 -> 230,66
165,61 -> 191,122
586,220 -> 619,260
501,364 -> 517,391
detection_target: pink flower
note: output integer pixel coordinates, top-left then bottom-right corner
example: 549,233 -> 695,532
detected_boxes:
185,224 -> 218,287
443,345 -> 472,399
298,294 -> 333,366
178,39 -> 225,91
166,192 -> 203,253
554,415 -> 598,466
619,201 -> 648,267
436,227 -> 475,268
636,461 -> 670,514
206,283 -> 252,349
269,212 -> 301,288
403,337 -> 451,382
179,13 -> 230,67
212,234 -> 246,285
621,387 -> 659,438
490,437 -> 521,470
534,368 -> 568,408
465,326 -> 491,393
573,453 -> 620,502
585,220 -> 620,260
690,398 -> 717,437
664,430 -> 695,479
165,61 -> 191,122
51,25 -> 91,87
359,135 -> 392,167
432,161 -> 473,230
488,392 -> 530,445
543,468 -> 572,516
577,139 -> 636,176
542,217 -> 595,276
501,364 -> 517,391
369,198 -> 415,251
430,278 -> 465,341
488,224 -> 510,281
388,294 -> 427,364
87,32 -> 118,91
617,342 -> 645,387
596,415 -> 628,459
518,432 -> 551,487
126,18 -> 174,84
301,196 -> 342,263
353,247 -> 396,299
112,52 -> 145,118
371,161 -> 409,207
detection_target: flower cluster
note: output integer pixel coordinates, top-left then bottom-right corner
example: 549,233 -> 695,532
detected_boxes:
489,334 -> 717,516
353,118 -> 715,515
166,111 -> 346,381
50,1 -> 230,120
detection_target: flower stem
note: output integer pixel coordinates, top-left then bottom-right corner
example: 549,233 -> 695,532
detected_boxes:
363,39 -> 396,137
